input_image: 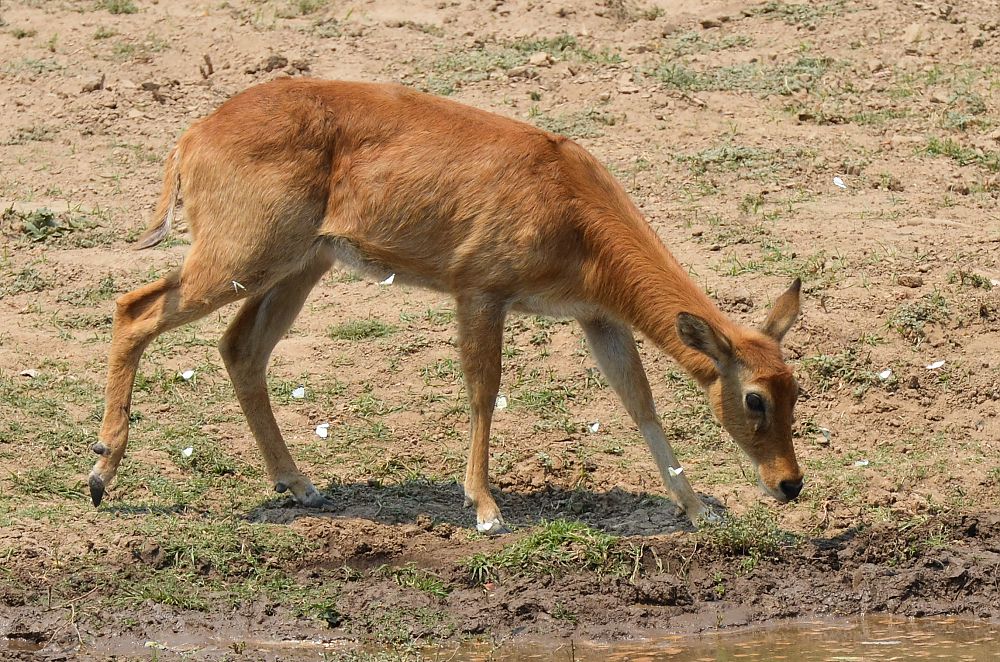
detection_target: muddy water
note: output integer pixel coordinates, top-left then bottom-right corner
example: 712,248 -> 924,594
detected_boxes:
18,616 -> 999,659
436,617 -> 1000,661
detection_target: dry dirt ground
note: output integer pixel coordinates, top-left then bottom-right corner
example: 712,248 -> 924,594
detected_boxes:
1,0 -> 998,659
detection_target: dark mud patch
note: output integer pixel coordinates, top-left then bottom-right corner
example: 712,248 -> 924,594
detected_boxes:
248,481 -> 694,536
4,512 -> 998,658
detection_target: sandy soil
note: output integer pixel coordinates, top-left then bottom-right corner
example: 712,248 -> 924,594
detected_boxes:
0,0 -> 998,658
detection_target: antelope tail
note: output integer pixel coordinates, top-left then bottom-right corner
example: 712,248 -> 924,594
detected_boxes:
133,147 -> 180,250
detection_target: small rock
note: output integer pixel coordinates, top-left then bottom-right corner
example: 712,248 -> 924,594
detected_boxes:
897,275 -> 924,288
81,74 -> 105,93
902,22 -> 930,44
929,90 -> 950,103
700,17 -> 723,29
867,58 -> 884,73
506,65 -> 536,79
617,72 -> 639,94
528,52 -> 551,67
245,55 -> 288,74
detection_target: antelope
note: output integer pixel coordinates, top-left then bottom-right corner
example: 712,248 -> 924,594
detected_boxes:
88,79 -> 804,532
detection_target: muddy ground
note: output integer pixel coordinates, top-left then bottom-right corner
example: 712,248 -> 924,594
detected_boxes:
0,0 -> 998,659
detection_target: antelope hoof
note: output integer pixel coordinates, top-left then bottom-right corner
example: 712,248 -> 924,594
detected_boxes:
691,505 -> 723,528
297,484 -> 327,508
476,517 -> 509,536
89,474 -> 106,507
275,479 -> 327,507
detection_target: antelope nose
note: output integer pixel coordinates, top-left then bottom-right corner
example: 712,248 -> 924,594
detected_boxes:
779,478 -> 803,501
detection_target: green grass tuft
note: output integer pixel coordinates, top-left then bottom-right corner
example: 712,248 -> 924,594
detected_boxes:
697,506 -> 799,571
887,292 -> 951,344
466,519 -> 642,583
328,319 -> 397,341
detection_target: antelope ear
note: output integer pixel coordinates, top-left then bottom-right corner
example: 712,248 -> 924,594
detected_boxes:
761,278 -> 801,342
677,312 -> 734,369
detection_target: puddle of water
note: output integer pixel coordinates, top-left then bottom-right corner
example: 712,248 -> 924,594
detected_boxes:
40,616 -> 1000,660
424,616 -> 1000,662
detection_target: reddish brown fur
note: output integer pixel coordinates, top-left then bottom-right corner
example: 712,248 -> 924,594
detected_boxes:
89,79 -> 803,529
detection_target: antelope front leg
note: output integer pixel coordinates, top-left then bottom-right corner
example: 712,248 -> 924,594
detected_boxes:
91,271 -> 236,505
456,295 -> 507,533
580,318 -> 715,525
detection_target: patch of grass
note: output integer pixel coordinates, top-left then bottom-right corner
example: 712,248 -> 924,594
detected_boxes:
754,0 -> 845,27
421,358 -> 461,383
350,388 -> 397,418
721,246 -> 843,287
421,35 -> 620,96
679,145 -> 777,175
530,107 -> 617,139
667,31 -> 753,56
1,267 -> 50,296
284,0 -> 327,16
887,292 -> 951,344
328,319 -> 397,341
93,26 -> 116,39
2,125 -> 54,145
948,270 -> 993,290
111,33 -> 167,62
10,27 -> 37,39
9,466 -> 85,500
697,505 -> 799,572
2,57 -> 62,76
379,563 -> 451,599
466,519 -> 642,583
2,206 -> 99,243
58,274 -> 118,306
352,604 -> 455,645
923,137 -> 1000,172
136,518 -> 307,577
515,384 -> 575,415
653,56 -> 830,97
801,347 -> 880,395
98,0 -> 138,14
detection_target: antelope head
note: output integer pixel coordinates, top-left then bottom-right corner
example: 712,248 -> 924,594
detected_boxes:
677,278 -> 804,503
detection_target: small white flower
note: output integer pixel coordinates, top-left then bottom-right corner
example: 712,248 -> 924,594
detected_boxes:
925,360 -> 945,370
291,386 -> 306,399
315,423 -> 330,439
878,369 -> 892,380
667,466 -> 684,477
853,459 -> 869,467
181,447 -> 193,458
587,421 -> 600,433
180,369 -> 195,381
380,273 -> 395,285
494,395 -> 508,411
833,176 -> 847,189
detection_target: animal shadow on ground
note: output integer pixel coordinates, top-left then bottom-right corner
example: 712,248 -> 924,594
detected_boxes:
246,480 -> 726,536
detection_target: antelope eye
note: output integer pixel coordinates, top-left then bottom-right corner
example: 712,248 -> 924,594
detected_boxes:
745,393 -> 765,414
